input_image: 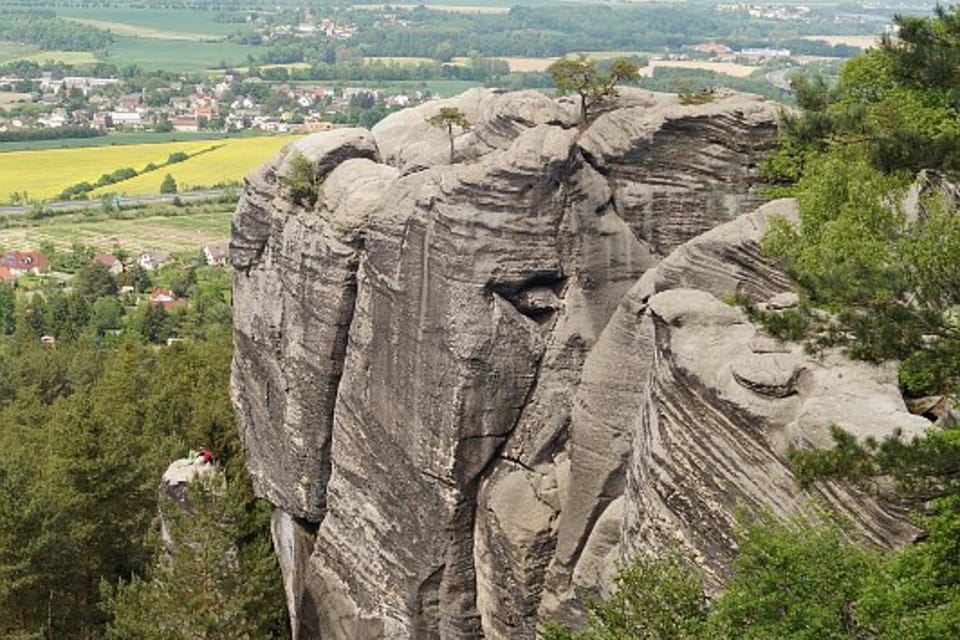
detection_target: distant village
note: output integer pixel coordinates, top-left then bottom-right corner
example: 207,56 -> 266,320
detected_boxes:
1,241 -> 227,310
1,242 -> 228,284
0,69 -> 428,135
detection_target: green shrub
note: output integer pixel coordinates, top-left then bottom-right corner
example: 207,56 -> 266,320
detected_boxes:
898,339 -> 960,397
543,546 -> 708,640
675,79 -> 716,105
96,167 -> 138,187
280,151 -> 320,207
159,173 -> 177,195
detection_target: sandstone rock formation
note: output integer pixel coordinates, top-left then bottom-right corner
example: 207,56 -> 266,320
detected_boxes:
231,89 -> 924,639
159,457 -> 217,549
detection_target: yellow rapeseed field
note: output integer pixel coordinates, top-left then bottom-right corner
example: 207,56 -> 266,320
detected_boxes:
2,140 -> 211,200
0,136 -> 295,201
89,136 -> 295,196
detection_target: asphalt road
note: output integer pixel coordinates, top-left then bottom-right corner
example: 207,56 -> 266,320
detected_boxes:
0,189 -> 236,217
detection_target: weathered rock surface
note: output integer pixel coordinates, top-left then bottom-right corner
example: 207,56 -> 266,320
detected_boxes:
159,458 -> 217,549
579,89 -> 777,257
618,286 -> 925,587
161,457 -> 217,508
231,90 -> 921,639
371,88 -> 576,173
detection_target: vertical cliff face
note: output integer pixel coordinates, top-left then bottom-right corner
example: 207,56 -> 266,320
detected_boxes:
231,89 -> 920,639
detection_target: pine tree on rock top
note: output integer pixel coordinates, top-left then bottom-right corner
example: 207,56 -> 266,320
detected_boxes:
547,55 -> 641,124
427,106 -> 471,164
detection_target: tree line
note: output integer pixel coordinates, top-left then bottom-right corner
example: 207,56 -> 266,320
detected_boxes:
0,10 -> 113,51
0,125 -> 105,144
0,257 -> 287,638
230,4 -> 876,62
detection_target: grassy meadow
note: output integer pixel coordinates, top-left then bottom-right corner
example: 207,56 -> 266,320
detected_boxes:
63,17 -> 222,42
640,60 -> 759,78
0,46 -> 98,66
0,6 -> 258,70
0,42 -> 29,60
0,205 -> 234,254
0,135 -> 295,202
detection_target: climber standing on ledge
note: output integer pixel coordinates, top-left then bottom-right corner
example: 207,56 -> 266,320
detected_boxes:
194,447 -> 214,465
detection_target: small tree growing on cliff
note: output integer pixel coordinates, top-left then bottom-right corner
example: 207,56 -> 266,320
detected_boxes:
280,151 -> 321,207
427,106 -> 471,163
542,546 -> 708,640
548,55 -> 641,124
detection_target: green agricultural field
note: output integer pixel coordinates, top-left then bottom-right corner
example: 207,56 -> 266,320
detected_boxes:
0,206 -> 234,255
3,50 -> 99,65
0,41 -> 33,62
97,36 -> 261,71
0,130 -> 270,153
55,8 -> 246,38
63,17 -> 222,42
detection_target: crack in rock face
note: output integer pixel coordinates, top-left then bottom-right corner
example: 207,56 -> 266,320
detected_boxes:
231,90 -> 918,639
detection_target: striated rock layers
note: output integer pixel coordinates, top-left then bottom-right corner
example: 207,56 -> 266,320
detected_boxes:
231,88 -> 923,639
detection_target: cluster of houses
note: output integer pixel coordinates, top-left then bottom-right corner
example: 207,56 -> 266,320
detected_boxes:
0,242 -> 230,285
0,73 -> 226,133
685,41 -> 793,62
3,243 -> 231,345
0,69 -> 425,135
266,16 -> 359,41
716,4 -> 812,20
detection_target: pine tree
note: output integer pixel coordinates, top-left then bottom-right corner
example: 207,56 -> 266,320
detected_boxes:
103,472 -> 287,640
0,285 -> 15,335
427,107 -> 471,163
547,55 -> 640,123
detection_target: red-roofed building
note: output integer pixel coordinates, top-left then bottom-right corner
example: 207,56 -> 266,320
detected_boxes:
691,42 -> 734,55
0,251 -> 51,277
93,254 -> 124,275
149,288 -> 183,311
